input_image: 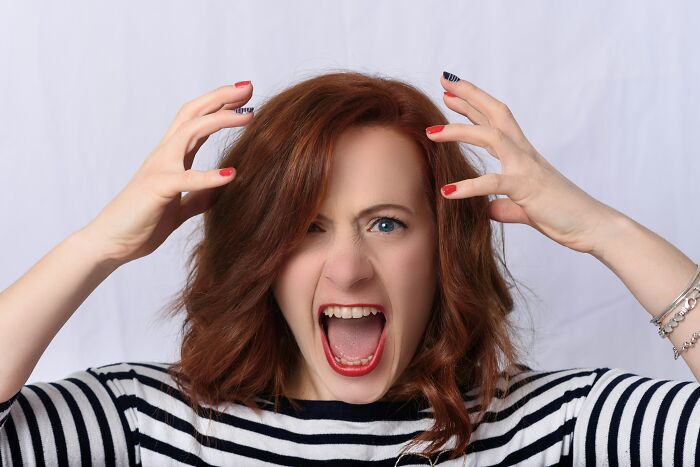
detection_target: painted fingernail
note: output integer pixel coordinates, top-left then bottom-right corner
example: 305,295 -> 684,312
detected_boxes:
426,125 -> 444,134
234,80 -> 251,87
443,71 -> 460,82
234,107 -> 254,114
441,184 -> 457,195
444,91 -> 457,97
219,167 -> 234,176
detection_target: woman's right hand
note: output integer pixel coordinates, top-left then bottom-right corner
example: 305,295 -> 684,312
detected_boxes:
83,81 -> 254,266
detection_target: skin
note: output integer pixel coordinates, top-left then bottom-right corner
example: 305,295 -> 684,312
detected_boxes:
271,125 -> 438,403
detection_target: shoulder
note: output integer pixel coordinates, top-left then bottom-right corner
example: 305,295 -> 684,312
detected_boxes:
466,365 -> 616,427
472,364 -> 613,406
82,361 -> 180,404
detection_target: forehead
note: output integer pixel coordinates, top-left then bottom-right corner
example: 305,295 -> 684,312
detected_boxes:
324,126 -> 426,206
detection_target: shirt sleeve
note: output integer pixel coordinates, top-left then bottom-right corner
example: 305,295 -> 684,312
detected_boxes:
0,366 -> 139,466
572,367 -> 700,466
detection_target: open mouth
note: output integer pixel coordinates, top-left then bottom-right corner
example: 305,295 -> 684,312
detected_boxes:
318,305 -> 387,377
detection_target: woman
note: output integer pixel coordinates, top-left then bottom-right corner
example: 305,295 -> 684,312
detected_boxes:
1,71 -> 698,466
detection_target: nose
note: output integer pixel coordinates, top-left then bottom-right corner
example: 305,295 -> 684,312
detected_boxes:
322,235 -> 374,290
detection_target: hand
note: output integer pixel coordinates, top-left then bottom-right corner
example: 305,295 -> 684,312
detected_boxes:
426,72 -> 616,255
83,81 -> 254,265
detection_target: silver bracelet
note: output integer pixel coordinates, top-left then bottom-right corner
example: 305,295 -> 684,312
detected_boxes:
673,331 -> 700,360
650,264 -> 700,325
658,288 -> 700,338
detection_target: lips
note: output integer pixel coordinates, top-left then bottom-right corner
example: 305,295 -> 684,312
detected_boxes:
317,303 -> 387,377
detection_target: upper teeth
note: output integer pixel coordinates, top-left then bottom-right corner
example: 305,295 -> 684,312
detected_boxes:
322,306 -> 380,319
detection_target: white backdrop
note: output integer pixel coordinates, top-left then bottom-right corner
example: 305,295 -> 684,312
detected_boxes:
1,1 -> 698,386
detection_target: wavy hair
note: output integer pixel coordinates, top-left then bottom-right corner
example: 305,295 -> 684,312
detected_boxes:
161,70 -> 531,460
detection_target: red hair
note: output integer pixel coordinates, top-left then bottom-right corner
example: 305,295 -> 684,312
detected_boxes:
161,70 -> 529,460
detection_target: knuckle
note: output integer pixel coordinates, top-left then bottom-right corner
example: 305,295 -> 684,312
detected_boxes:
496,101 -> 512,116
485,172 -> 500,186
491,127 -> 506,144
177,100 -> 196,117
175,120 -> 200,145
182,169 -> 200,185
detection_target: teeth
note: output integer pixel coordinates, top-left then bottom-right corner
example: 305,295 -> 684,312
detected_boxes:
333,353 -> 375,366
322,306 -> 382,319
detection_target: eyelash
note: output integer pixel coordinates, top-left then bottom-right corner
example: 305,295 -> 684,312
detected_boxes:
307,216 -> 408,235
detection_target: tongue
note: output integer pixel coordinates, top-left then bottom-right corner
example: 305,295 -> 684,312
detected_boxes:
326,314 -> 383,361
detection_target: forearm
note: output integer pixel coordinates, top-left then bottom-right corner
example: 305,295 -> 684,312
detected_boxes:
0,227 -> 121,401
590,207 -> 700,380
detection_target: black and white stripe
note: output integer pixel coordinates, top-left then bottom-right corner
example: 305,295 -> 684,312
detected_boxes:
1,362 -> 698,466
442,71 -> 460,82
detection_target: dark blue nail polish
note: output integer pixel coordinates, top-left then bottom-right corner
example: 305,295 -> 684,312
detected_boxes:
443,71 -> 460,82
234,107 -> 254,114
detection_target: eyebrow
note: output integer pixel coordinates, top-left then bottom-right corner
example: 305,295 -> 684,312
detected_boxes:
315,203 -> 415,222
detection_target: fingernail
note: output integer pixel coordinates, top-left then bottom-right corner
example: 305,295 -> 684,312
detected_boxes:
219,167 -> 234,176
234,80 -> 251,87
234,107 -> 254,114
444,91 -> 457,97
441,184 -> 457,195
426,125 -> 444,134
442,71 -> 460,82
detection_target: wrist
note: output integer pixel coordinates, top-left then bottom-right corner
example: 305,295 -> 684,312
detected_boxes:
69,226 -> 126,273
588,207 -> 638,264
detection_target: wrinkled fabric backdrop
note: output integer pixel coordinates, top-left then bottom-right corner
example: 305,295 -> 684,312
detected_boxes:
1,0 -> 698,384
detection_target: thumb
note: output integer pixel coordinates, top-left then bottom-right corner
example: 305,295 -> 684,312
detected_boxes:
178,188 -> 216,226
487,198 -> 531,224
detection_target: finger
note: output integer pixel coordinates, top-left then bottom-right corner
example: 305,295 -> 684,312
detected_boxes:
440,72 -> 527,143
156,167 -> 237,200
168,108 -> 254,166
443,91 -> 488,126
162,81 -> 254,142
441,173 -> 523,199
487,197 -> 531,224
426,123 -> 521,162
182,106 -> 255,170
178,187 -> 216,225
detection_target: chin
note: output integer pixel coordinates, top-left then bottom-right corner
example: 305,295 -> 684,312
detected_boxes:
315,341 -> 396,404
324,372 -> 392,404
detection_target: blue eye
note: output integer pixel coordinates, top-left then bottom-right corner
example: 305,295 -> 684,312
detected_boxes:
369,216 -> 407,234
306,216 -> 407,235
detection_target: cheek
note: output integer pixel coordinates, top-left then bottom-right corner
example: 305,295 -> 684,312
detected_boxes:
272,254 -> 321,334
384,234 -> 437,344
389,234 -> 436,302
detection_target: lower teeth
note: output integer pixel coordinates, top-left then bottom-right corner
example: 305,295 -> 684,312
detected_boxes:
334,354 -> 374,366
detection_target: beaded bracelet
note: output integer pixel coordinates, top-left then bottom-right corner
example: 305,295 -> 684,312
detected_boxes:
658,289 -> 699,338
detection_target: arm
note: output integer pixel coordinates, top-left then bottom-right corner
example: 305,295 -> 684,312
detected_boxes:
0,82 -> 253,403
0,227 -> 119,402
429,73 -> 700,380
0,365 -> 137,466
589,207 -> 700,380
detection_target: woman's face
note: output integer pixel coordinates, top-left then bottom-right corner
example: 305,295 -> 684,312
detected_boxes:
272,125 -> 438,403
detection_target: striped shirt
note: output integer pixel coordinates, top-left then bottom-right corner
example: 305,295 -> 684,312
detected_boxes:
1,361 -> 699,466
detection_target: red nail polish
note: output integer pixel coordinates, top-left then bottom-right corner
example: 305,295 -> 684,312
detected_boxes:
444,91 -> 457,97
426,125 -> 444,134
219,167 -> 234,176
234,80 -> 251,88
441,184 -> 457,195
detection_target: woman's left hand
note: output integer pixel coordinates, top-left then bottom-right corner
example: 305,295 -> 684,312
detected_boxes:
426,71 -> 618,255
